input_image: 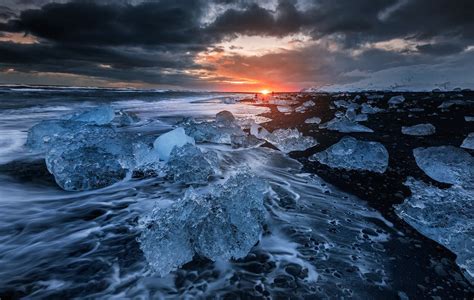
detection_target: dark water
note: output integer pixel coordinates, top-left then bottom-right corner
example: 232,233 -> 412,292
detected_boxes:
0,87 -> 468,299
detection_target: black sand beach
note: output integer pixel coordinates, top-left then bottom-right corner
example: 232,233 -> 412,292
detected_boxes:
244,91 -> 474,298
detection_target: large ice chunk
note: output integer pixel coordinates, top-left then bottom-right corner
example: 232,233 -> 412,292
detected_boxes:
320,117 -> 374,133
26,119 -> 94,151
264,128 -> 318,153
182,112 -> 246,145
166,144 -> 218,183
395,178 -> 474,282
401,123 -> 436,136
413,146 -> 474,187
45,126 -> 135,191
461,133 -> 474,150
153,127 -> 195,161
70,105 -> 115,125
310,136 -> 389,173
139,171 -> 268,277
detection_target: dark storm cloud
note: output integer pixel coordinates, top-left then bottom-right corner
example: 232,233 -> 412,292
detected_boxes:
0,6 -> 16,21
0,0 -> 473,88
1,0 -> 210,46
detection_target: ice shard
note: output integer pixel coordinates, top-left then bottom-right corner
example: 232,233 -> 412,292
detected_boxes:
310,136 -> 389,173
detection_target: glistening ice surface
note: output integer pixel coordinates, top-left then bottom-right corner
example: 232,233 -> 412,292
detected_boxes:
0,88 -> 398,298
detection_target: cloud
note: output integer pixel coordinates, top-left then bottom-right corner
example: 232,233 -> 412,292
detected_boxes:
0,0 -> 473,89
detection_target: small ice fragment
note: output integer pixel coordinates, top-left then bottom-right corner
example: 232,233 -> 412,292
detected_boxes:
388,95 -> 405,106
277,106 -> 293,113
70,105 -> 115,125
231,134 -> 265,149
264,128 -> 318,153
305,117 -> 322,124
153,127 -> 195,161
361,103 -> 384,114
115,109 -> 140,126
401,123 -> 436,136
438,100 -> 474,109
394,177 -> 474,283
250,123 -> 270,139
320,117 -> 374,133
413,146 -> 474,187
309,136 -> 389,173
139,171 -> 268,277
461,133 -> 474,150
223,97 -> 237,104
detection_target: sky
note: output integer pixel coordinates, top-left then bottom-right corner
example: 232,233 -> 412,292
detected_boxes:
0,0 -> 473,92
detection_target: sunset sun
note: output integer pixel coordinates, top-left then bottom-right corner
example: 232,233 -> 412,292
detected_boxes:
260,89 -> 270,95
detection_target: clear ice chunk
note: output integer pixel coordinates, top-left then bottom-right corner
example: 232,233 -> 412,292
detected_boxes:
153,127 -> 195,161
167,144 -> 218,183
388,95 -> 405,106
250,123 -> 270,139
310,136 -> 389,173
361,103 -> 384,114
305,117 -> 321,124
115,109 -> 140,126
401,123 -> 436,136
438,100 -> 474,109
26,119 -> 95,151
70,105 -> 115,125
45,126 -> 135,191
264,128 -> 318,153
139,171 -> 268,277
395,177 -> 474,282
461,133 -> 474,150
413,146 -> 474,187
320,117 -> 374,133
277,106 -> 293,113
181,111 -> 246,145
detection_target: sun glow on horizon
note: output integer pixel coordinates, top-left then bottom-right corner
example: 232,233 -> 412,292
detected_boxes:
260,89 -> 270,95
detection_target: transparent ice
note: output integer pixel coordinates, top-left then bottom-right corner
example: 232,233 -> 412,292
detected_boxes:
388,95 -> 405,106
264,128 -> 318,153
304,117 -> 321,124
70,105 -> 115,125
139,171 -> 268,277
413,146 -> 474,187
461,133 -> 474,150
44,125 -> 135,191
166,144 -> 219,184
153,127 -> 195,161
320,117 -> 374,133
395,177 -> 474,282
310,136 -> 389,173
181,111 -> 246,145
401,123 -> 436,136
